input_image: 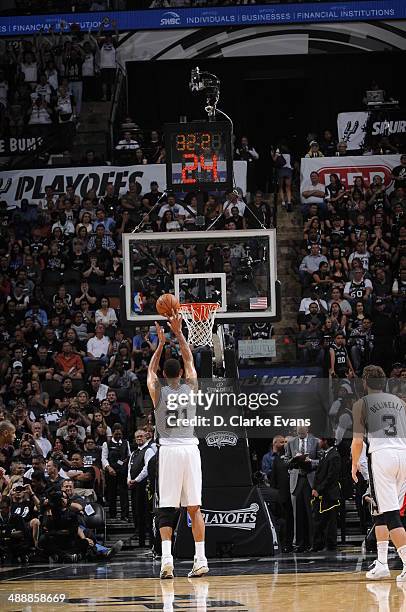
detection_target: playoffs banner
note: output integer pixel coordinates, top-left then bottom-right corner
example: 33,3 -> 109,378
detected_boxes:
338,109 -> 406,151
173,486 -> 278,558
0,161 -> 247,208
300,154 -> 402,203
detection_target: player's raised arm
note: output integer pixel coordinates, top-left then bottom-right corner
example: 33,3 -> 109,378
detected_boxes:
168,311 -> 197,387
147,322 -> 166,408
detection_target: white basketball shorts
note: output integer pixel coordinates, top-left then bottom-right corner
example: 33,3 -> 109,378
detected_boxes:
158,444 -> 202,508
370,448 -> 406,514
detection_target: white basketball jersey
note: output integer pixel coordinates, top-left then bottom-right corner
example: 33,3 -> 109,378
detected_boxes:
363,392 -> 406,454
155,383 -> 198,446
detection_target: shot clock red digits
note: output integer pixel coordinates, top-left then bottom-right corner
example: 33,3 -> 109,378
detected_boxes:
164,121 -> 233,192
181,153 -> 219,184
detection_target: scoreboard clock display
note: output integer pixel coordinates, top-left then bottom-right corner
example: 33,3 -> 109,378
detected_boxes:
164,121 -> 233,192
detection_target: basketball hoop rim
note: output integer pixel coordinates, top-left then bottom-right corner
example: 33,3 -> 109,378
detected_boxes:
178,302 -> 219,321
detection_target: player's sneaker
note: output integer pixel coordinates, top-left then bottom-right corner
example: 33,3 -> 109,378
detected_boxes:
366,559 -> 390,580
396,567 -> 406,583
160,556 -> 174,579
188,556 -> 209,578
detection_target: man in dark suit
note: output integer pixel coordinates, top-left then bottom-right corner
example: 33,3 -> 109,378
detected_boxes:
127,430 -> 155,547
285,427 -> 320,552
311,437 -> 341,551
268,436 -> 294,552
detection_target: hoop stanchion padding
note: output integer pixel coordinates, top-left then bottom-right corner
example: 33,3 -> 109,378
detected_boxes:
178,302 -> 219,347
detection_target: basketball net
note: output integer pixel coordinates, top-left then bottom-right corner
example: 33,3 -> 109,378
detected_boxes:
178,302 -> 219,347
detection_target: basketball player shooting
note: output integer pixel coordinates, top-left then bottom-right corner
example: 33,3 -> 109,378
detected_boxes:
147,310 -> 208,580
351,365 -> 406,582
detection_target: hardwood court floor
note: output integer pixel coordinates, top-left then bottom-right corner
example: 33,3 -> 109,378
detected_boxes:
0,551 -> 405,611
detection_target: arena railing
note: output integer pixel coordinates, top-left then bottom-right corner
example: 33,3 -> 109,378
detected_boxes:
109,62 -> 128,160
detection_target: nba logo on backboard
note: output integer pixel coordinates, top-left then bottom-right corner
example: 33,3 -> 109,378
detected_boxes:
132,291 -> 143,313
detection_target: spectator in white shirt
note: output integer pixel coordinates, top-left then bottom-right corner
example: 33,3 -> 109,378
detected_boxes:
35,74 -> 53,104
27,94 -> 52,127
301,171 -> 327,214
158,194 -> 186,222
86,323 -> 110,365
298,294 -> 328,316
116,131 -> 140,150
19,51 -> 38,89
45,60 -> 59,92
51,213 -> 75,236
97,25 -> 118,102
95,297 -> 118,328
348,241 -> 370,271
31,421 -> 52,458
56,85 -> 75,123
223,189 -> 246,218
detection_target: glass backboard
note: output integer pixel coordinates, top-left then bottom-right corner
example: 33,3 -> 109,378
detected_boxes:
121,229 -> 279,324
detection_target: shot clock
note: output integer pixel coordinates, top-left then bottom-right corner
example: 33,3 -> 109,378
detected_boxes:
164,121 -> 233,192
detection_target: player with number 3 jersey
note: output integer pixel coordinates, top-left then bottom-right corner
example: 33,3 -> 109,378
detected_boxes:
351,365 -> 406,583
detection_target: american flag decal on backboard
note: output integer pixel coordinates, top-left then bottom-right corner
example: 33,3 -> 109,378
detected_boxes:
249,296 -> 268,310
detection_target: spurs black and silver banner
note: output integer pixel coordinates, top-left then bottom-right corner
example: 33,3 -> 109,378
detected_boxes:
338,109 -> 406,152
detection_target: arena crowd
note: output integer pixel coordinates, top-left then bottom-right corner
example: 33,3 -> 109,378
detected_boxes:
0,18 -> 405,562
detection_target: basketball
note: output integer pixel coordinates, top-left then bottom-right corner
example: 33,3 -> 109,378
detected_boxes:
156,293 -> 180,318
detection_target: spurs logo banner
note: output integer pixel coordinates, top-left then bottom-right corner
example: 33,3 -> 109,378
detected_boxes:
338,110 -> 406,151
0,162 -> 247,208
300,154 -> 402,203
337,112 -> 368,150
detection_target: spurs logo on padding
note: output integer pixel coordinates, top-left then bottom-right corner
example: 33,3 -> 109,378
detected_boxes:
205,431 -> 238,448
